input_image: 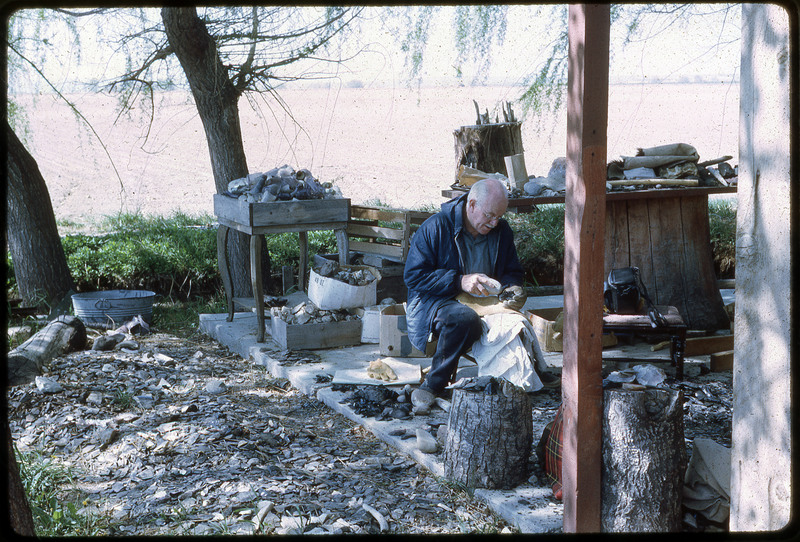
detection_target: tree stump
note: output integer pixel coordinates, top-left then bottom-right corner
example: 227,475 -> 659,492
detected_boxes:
443,377 -> 532,489
601,388 -> 687,532
453,122 -> 523,181
7,315 -> 87,386
605,194 -> 731,331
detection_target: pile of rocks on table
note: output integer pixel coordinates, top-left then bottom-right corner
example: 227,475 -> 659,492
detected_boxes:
271,301 -> 360,326
225,165 -> 342,203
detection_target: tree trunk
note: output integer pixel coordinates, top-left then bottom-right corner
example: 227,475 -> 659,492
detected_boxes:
6,417 -> 36,537
601,388 -> 687,532
453,122 -> 523,182
6,121 -> 75,310
443,377 -> 532,489
7,315 -> 87,387
162,7 -> 263,298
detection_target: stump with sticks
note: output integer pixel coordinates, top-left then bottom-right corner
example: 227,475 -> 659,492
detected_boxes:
453,101 -> 523,182
443,377 -> 532,489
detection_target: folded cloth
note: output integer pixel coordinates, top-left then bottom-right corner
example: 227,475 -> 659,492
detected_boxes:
470,312 -> 549,392
683,438 -> 731,523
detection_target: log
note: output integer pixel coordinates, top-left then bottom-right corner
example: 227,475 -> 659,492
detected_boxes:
453,120 -> 523,182
710,350 -> 734,371
7,315 -> 87,386
602,388 -> 687,532
684,334 -> 734,356
443,377 -> 532,489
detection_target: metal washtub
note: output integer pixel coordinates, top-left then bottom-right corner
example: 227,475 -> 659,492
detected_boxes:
71,290 -> 156,327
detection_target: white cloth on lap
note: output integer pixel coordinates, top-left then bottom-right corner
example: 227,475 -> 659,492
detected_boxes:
470,312 -> 548,392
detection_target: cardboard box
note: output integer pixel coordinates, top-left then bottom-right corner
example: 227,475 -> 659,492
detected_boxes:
307,265 -> 380,310
379,304 -> 427,358
270,317 -> 362,350
526,308 -> 618,352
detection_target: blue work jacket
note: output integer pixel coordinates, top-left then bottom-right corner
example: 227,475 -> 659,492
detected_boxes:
403,193 -> 524,351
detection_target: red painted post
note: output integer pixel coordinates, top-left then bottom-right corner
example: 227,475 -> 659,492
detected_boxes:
562,3 -> 609,533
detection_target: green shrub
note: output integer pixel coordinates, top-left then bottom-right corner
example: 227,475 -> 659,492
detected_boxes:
708,199 -> 737,278
62,212 -> 219,298
265,230 -> 337,269
15,447 -> 108,536
507,204 -> 566,286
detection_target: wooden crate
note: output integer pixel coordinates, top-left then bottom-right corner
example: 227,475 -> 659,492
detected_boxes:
214,194 -> 349,230
346,205 -> 432,263
270,317 -> 362,350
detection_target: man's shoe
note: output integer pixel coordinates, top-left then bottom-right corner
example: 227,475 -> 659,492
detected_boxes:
411,388 -> 436,414
538,370 -> 561,388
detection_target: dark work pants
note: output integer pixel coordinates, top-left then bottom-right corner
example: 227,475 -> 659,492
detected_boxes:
421,300 -> 483,395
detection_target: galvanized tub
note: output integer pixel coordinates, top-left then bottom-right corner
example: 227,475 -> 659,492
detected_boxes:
72,290 -> 156,327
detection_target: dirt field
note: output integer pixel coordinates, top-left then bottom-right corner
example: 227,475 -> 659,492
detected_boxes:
17,82 -> 739,225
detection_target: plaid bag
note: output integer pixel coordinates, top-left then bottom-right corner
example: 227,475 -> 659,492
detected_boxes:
537,403 -> 564,500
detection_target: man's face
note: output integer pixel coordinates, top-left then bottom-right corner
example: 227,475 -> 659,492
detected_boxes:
465,194 -> 508,236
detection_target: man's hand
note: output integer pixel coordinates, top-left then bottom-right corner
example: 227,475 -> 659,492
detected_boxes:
499,285 -> 527,311
460,273 -> 501,297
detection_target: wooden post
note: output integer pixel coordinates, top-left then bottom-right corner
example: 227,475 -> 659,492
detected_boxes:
562,3 -> 609,533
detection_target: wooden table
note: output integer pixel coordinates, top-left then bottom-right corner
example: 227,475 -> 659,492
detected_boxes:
602,305 -> 687,379
214,194 -> 350,342
443,185 -> 736,330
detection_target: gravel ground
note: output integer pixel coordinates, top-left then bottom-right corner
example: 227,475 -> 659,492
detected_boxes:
7,329 -> 514,536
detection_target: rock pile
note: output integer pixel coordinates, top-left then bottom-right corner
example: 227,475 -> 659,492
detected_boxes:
314,259 -> 377,286
225,165 -> 342,203
270,301 -> 360,326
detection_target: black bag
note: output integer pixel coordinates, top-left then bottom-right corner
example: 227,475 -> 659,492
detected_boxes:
604,267 -> 642,314
604,266 -> 667,327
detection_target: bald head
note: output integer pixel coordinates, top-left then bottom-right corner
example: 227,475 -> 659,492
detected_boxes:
464,178 -> 509,236
468,178 -> 508,207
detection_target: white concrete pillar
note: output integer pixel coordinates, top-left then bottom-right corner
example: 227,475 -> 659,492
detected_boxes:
730,3 -> 792,531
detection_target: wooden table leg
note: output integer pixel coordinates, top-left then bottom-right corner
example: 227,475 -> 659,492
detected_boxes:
671,327 -> 687,379
216,224 -> 234,322
298,231 -> 308,293
250,234 -> 265,343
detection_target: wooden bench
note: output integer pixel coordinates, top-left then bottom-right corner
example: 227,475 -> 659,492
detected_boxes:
346,205 -> 432,264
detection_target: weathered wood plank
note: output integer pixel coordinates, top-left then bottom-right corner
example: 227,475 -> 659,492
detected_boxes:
271,318 -> 362,350
710,350 -> 734,371
562,3 -> 609,533
214,194 -> 349,228
604,200 -> 631,272
647,196 -> 685,305
685,334 -> 734,356
348,240 -> 404,261
347,223 -> 406,241
679,197 -> 730,330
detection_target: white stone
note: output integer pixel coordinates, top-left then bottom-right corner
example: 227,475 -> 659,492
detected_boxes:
205,379 -> 226,394
35,376 -> 63,393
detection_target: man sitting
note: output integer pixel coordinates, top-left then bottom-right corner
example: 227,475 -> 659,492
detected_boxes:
403,178 -> 557,411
